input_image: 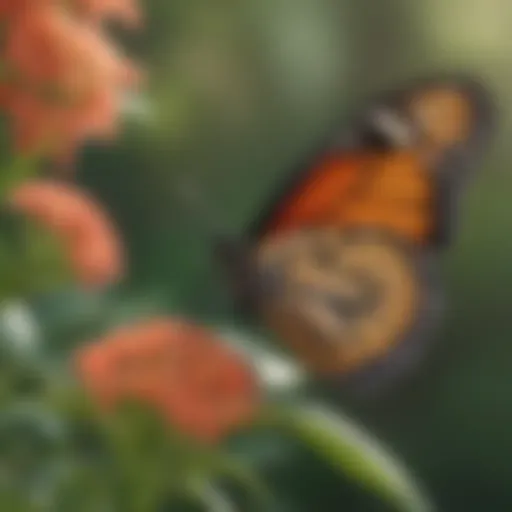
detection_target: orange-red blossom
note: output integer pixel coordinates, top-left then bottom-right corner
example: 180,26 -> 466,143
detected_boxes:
74,319 -> 261,442
0,0 -> 142,160
0,0 -> 141,28
9,179 -> 124,287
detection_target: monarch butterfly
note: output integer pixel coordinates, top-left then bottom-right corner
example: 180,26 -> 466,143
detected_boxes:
217,75 -> 496,394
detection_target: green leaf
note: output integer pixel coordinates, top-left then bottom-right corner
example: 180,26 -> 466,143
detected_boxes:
273,403 -> 433,512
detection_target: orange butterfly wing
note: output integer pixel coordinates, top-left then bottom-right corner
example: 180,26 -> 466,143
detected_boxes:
262,153 -> 365,235
338,151 -> 434,244
262,150 -> 434,247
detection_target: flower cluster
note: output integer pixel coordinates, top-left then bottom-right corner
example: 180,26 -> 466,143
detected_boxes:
0,0 -> 262,448
0,0 -> 141,160
75,318 -> 261,442
9,179 -> 124,287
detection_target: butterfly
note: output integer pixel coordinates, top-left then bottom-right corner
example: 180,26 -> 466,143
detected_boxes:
217,75 -> 496,394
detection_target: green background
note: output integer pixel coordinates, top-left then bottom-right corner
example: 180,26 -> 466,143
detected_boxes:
64,0 -> 512,509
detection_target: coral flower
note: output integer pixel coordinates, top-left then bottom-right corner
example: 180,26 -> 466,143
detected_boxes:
6,85 -> 120,158
74,0 -> 141,26
8,179 -> 124,287
0,0 -> 46,19
2,2 -> 140,158
0,0 -> 141,25
5,4 -> 137,96
74,319 -> 261,442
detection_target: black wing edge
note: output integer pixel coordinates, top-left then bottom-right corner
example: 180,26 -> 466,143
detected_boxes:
424,75 -> 497,248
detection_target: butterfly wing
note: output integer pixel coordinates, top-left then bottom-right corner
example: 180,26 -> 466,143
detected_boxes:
256,153 -> 366,236
356,76 -> 496,249
247,143 -> 368,239
249,228 -> 442,388
250,77 -> 495,246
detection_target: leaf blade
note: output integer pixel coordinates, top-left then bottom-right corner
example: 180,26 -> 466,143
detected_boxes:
276,403 -> 433,512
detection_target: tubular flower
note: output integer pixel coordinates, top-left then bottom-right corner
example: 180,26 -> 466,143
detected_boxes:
4,86 -> 121,158
1,2 -> 141,159
4,5 -> 137,96
0,0 -> 47,19
8,179 -> 124,287
74,319 -> 261,442
74,0 -> 141,26
0,0 -> 141,24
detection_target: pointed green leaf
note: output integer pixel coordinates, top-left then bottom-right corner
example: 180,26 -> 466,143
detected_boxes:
275,403 -> 433,512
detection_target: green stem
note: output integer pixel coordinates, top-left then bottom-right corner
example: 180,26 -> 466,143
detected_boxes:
189,479 -> 237,512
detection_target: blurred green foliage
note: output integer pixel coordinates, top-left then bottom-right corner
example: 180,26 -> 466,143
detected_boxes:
0,335 -> 430,512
